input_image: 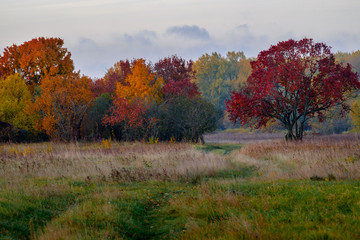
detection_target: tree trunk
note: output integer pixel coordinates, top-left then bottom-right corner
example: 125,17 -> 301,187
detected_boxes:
285,122 -> 304,141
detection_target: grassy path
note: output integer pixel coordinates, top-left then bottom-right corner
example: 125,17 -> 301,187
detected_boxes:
0,141 -> 359,239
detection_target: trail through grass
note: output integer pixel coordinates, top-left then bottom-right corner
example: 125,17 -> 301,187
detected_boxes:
0,138 -> 359,239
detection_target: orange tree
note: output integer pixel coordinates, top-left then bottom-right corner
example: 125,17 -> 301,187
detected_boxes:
226,38 -> 360,140
0,37 -> 74,91
103,59 -> 164,140
34,73 -> 93,141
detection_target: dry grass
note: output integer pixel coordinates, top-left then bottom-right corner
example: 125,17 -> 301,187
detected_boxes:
0,142 -> 228,184
204,132 -> 284,144
233,134 -> 360,180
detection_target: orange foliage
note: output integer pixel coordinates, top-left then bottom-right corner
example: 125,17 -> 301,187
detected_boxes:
0,37 -> 74,91
34,73 -> 93,140
116,59 -> 164,104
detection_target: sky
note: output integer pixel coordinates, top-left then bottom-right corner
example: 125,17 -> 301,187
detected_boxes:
1,0 -> 360,78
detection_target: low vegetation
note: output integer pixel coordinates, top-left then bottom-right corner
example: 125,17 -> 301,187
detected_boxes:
1,134 -> 360,239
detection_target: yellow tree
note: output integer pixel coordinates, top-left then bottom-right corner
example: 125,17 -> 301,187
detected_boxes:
0,74 -> 37,130
34,73 -> 93,141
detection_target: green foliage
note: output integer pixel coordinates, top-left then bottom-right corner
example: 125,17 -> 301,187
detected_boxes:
150,96 -> 218,142
193,51 -> 251,111
82,93 -> 114,139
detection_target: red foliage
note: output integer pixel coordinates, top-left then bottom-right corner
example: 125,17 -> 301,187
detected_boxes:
226,38 -> 360,140
163,78 -> 200,99
103,98 -> 147,128
92,60 -> 134,97
155,55 -> 200,100
154,55 -> 195,83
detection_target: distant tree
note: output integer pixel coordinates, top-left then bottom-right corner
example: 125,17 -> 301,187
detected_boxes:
193,51 -> 247,111
335,51 -> 360,74
227,38 -> 360,141
350,98 -> 360,132
0,74 -> 36,131
103,59 -> 163,139
34,73 -> 93,141
0,37 -> 74,91
92,60 -> 133,97
81,93 -> 114,140
155,56 -> 199,100
162,78 -> 200,100
115,59 -> 163,104
152,96 -> 217,142
154,55 -> 195,83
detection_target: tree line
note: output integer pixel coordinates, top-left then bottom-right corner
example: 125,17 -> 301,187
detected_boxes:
1,37 -> 360,142
0,37 -> 217,142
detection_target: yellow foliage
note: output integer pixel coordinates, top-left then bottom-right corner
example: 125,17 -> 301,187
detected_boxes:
47,143 -> 52,153
101,138 -> 112,149
148,137 -> 159,144
0,74 -> 37,130
22,145 -> 34,157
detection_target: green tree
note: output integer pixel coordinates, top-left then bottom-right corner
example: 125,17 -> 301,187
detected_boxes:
193,51 -> 249,111
152,97 -> 218,142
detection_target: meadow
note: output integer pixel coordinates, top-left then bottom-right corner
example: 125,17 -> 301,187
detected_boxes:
0,134 -> 360,239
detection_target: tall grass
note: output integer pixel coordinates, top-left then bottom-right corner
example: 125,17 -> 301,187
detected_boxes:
0,142 -> 230,185
235,134 -> 360,180
1,135 -> 359,239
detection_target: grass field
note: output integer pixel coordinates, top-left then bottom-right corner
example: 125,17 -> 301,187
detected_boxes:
0,134 -> 360,239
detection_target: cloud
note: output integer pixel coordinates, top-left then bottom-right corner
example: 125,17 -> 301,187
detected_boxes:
166,25 -> 210,40
321,33 -> 360,53
123,30 -> 157,47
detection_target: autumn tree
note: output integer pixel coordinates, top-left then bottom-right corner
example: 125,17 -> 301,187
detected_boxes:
350,98 -> 360,132
0,74 -> 37,131
34,73 -> 93,141
104,59 -> 164,139
0,37 -> 74,91
92,60 -> 132,97
155,56 -> 199,100
226,38 -> 360,140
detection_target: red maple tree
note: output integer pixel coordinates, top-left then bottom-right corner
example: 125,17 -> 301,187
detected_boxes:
226,38 -> 360,140
154,56 -> 200,100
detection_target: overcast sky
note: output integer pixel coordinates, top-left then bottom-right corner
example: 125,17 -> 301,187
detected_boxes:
1,0 -> 360,78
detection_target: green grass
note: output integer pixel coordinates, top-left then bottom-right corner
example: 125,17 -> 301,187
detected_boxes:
2,179 -> 359,239
0,141 -> 359,239
196,143 -> 242,155
0,183 -> 81,239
